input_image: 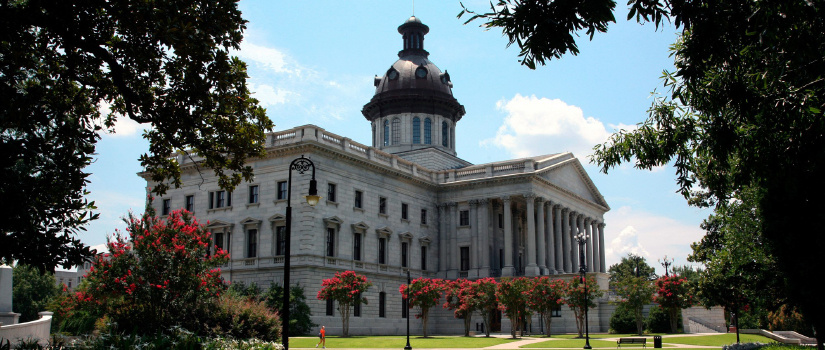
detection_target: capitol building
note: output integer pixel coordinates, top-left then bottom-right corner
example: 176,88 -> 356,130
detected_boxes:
145,16 -> 612,335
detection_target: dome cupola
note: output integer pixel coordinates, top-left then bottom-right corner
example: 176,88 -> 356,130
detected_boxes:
362,17 -> 466,159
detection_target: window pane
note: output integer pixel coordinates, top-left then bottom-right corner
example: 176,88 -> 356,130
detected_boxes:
401,242 -> 408,268
247,229 -> 257,258
421,246 -> 427,270
424,118 -> 432,144
278,181 -> 287,200
442,121 -> 448,147
402,203 -> 408,220
327,183 -> 336,202
276,226 -> 286,256
326,228 -> 335,257
421,209 -> 427,225
185,195 -> 194,212
354,233 -> 362,261
392,118 -> 400,145
249,185 -> 259,204
412,117 -> 420,144
379,197 -> 386,214
383,120 -> 389,146
355,191 -> 362,208
460,246 -> 470,271
379,238 -> 386,264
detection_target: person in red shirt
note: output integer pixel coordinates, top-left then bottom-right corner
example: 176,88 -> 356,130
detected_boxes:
316,325 -> 326,348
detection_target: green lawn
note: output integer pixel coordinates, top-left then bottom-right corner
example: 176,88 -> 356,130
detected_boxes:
521,338 -> 645,348
288,335 -> 518,348
662,333 -> 776,346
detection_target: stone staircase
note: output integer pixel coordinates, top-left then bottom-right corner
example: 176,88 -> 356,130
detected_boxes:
773,331 -> 817,345
687,317 -> 726,333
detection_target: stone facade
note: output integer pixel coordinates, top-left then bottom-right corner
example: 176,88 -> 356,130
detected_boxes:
142,16 -> 611,336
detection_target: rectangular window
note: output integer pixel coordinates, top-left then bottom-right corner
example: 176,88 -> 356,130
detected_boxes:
162,199 -> 171,215
460,210 -> 470,226
276,226 -> 286,256
354,190 -> 363,208
401,242 -> 408,268
277,181 -> 288,200
211,190 -> 233,208
378,237 -> 386,264
214,232 -> 224,253
420,246 -> 427,271
326,228 -> 335,257
327,183 -> 337,202
460,246 -> 470,271
401,203 -> 408,220
353,233 -> 362,261
379,197 -> 387,214
247,229 -> 257,258
551,305 -> 562,317
209,192 -> 214,209
354,292 -> 362,317
421,209 -> 427,225
217,191 -> 225,208
185,195 -> 194,213
379,292 -> 386,318
326,299 -> 334,316
248,185 -> 259,204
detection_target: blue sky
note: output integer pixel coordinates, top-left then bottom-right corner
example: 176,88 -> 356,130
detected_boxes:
82,0 -> 710,275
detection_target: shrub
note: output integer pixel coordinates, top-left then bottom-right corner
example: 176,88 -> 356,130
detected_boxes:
647,305 -> 681,333
207,293 -> 282,342
610,303 -> 640,334
12,264 -> 59,322
263,283 -> 317,336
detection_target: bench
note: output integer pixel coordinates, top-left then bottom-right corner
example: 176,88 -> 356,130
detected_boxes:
617,338 -> 647,348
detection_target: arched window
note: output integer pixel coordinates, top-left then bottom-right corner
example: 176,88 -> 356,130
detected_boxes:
442,121 -> 449,147
383,120 -> 389,146
392,118 -> 401,145
424,118 -> 432,144
412,117 -> 421,144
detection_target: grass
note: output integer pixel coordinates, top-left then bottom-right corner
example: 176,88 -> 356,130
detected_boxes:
521,338 -> 657,348
288,335 -> 518,348
663,334 -> 776,346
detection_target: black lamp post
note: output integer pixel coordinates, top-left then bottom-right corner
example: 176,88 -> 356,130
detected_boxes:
404,268 -> 412,350
659,255 -> 674,277
283,155 -> 320,350
575,230 -> 592,350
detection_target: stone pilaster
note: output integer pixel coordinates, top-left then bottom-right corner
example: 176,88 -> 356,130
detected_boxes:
438,203 -> 447,275
448,202 -> 458,279
469,199 -> 479,278
479,198 -> 490,277
553,205 -> 563,273
546,201 -> 556,274
502,196 -> 515,276
524,194 -> 539,276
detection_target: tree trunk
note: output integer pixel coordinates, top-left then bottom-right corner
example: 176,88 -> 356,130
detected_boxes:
463,314 -> 472,336
340,303 -> 351,336
543,312 -> 553,337
669,308 -> 678,333
574,309 -> 584,337
636,307 -> 644,335
482,310 -> 492,337
422,307 -> 430,337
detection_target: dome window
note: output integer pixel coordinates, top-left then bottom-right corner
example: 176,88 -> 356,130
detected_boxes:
387,68 -> 399,80
440,71 -> 451,84
415,66 -> 428,79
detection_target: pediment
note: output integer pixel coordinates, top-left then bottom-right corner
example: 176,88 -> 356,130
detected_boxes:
240,217 -> 262,226
351,221 -> 370,232
534,154 -> 610,210
398,231 -> 414,240
207,220 -> 233,229
376,226 -> 393,237
419,236 -> 432,245
323,216 -> 344,226
268,213 -> 286,223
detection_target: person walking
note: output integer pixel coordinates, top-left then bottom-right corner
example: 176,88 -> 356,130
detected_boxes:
316,325 -> 326,348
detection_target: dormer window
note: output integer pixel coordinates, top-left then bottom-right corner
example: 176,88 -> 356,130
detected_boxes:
387,68 -> 399,80
440,71 -> 450,84
415,66 -> 428,79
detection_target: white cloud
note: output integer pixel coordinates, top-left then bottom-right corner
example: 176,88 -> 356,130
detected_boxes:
483,94 -> 620,158
603,206 -> 706,274
249,83 -> 293,106
237,41 -> 297,75
96,101 -> 146,137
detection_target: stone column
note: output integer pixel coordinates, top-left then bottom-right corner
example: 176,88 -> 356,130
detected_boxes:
449,202 -> 458,279
525,194 -> 539,276
535,197 -> 547,275
479,199 -> 491,277
571,212 -> 580,272
469,199 -> 479,278
545,201 -> 556,274
438,204 -> 447,275
502,196 -> 515,276
592,220 -> 600,274
585,217 -> 594,272
598,223 -> 607,272
561,207 -> 571,273
554,205 -> 563,273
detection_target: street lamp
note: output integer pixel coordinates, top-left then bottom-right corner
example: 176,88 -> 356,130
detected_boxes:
575,230 -> 592,350
283,155 -> 320,350
659,256 -> 674,277
404,269 -> 412,350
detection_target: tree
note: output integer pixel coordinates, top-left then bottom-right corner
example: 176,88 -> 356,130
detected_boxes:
654,275 -> 694,333
264,283 -> 317,336
608,254 -> 656,289
0,0 -> 272,272
399,277 -> 445,338
461,1 -> 825,348
470,277 -> 499,337
496,277 -> 531,338
316,270 -> 371,337
443,279 -> 476,336
613,276 -> 655,335
525,277 -> 567,337
566,275 -> 604,338
12,264 -> 59,322
82,207 -> 229,335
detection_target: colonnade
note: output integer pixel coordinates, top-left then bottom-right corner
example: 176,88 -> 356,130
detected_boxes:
437,194 -> 606,278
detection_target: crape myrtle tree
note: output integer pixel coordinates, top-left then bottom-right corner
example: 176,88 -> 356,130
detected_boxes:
400,277 -> 445,338
461,1 -> 825,348
0,0 -> 272,272
613,276 -> 655,335
471,277 -> 499,337
443,279 -> 476,336
525,276 -> 567,337
316,270 -> 371,337
654,275 -> 694,333
496,277 -> 531,339
566,275 -> 603,338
